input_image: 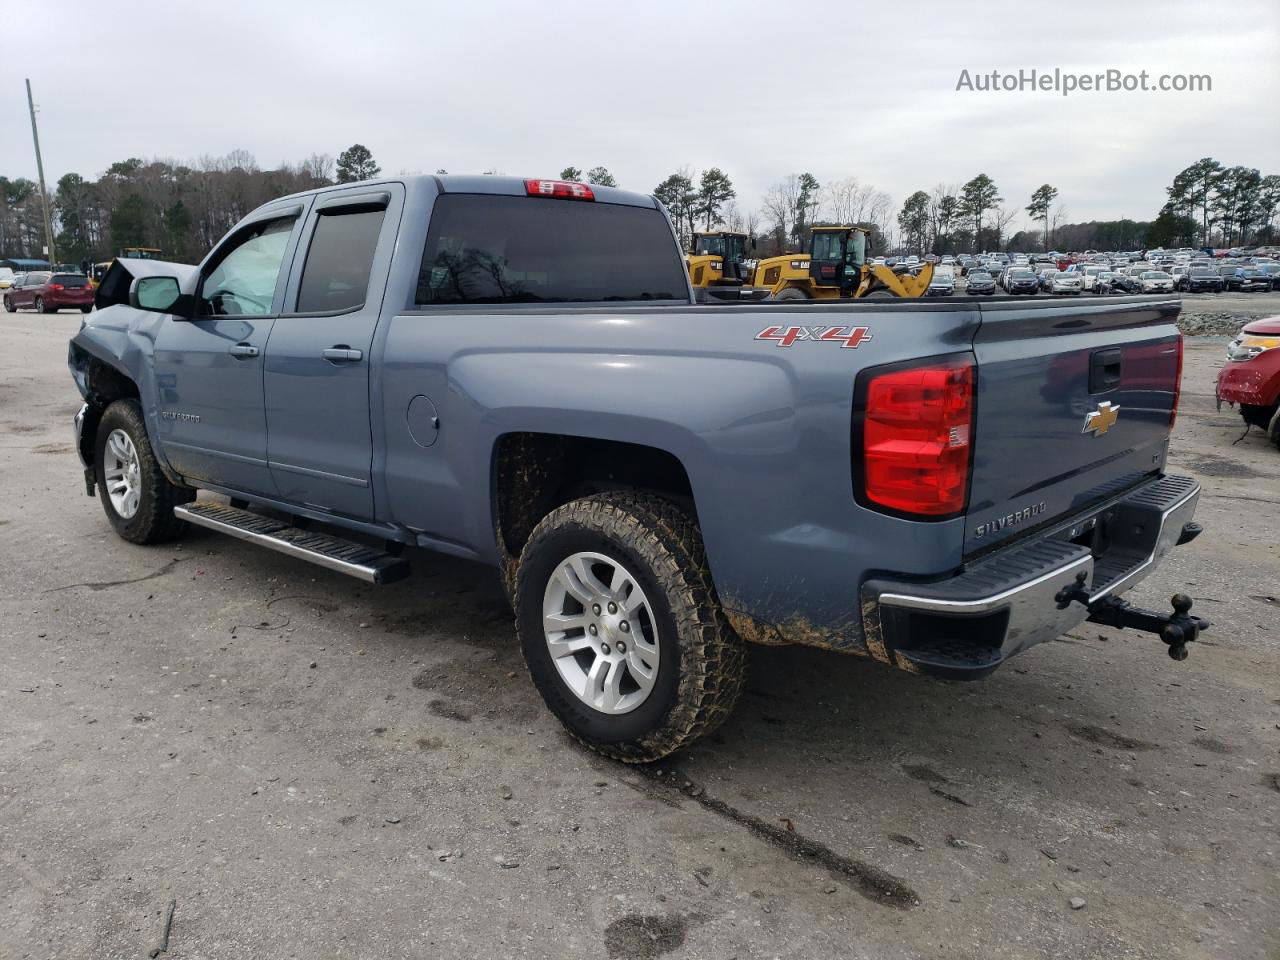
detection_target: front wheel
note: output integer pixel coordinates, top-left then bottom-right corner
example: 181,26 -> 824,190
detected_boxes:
95,399 -> 194,544
515,492 -> 746,763
2,296 -> 11,312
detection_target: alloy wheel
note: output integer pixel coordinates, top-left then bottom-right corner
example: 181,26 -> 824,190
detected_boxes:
103,428 -> 142,519
541,551 -> 660,715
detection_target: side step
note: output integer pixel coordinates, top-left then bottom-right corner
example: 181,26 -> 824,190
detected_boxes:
174,502 -> 410,585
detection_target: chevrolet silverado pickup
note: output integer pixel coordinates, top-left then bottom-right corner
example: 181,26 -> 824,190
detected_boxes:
68,175 -> 1205,762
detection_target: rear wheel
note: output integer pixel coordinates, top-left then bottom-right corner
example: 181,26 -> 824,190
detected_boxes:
95,399 -> 194,544
773,287 -> 809,301
515,491 -> 746,763
80,305 -> 92,314
35,296 -> 49,314
2,296 -> 11,312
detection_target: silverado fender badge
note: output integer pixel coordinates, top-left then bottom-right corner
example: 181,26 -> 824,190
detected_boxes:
756,324 -> 872,348
1082,401 -> 1120,437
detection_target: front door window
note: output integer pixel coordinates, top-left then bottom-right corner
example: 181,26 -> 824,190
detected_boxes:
200,218 -> 295,316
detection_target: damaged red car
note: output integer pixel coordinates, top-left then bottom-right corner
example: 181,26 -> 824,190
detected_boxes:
1217,315 -> 1280,448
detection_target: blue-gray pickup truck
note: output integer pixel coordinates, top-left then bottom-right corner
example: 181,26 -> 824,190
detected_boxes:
68,175 -> 1206,762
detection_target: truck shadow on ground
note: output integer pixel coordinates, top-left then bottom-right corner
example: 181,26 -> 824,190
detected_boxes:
335,539 -> 1168,808
178,522 -> 1195,831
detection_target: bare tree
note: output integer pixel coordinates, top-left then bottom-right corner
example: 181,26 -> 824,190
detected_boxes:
762,175 -> 802,250
718,201 -> 744,232
992,206 -> 1019,250
1049,204 -> 1068,248
302,153 -> 334,185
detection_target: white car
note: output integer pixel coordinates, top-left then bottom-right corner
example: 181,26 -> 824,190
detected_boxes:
1076,265 -> 1106,291
1049,272 -> 1084,295
1139,270 -> 1174,293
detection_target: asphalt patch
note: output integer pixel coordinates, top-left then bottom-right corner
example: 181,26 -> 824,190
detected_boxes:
1192,735 -> 1234,755
902,763 -> 949,784
427,700 -> 472,723
1066,723 -> 1160,751
1181,453 -> 1261,479
603,914 -> 688,960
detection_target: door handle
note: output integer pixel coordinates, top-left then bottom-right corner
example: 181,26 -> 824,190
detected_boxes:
229,342 -> 259,359
323,346 -> 363,363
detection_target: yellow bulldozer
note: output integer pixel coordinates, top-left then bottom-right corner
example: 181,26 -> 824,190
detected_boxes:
753,226 -> 933,299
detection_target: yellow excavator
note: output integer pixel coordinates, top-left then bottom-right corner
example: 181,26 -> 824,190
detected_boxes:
752,226 -> 933,299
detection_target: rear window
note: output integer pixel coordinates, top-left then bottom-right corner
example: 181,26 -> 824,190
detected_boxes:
52,274 -> 88,287
415,195 -> 687,305
297,208 -> 385,313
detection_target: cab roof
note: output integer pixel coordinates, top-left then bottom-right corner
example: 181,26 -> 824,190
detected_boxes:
272,175 -> 659,210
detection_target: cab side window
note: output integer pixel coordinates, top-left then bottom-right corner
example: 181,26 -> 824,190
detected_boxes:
199,217 -> 295,316
296,208 -> 385,313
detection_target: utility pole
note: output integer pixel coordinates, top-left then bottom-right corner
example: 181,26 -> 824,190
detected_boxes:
26,78 -> 57,266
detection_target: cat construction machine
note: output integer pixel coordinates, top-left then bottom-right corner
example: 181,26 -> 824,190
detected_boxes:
751,226 -> 933,299
685,230 -> 755,301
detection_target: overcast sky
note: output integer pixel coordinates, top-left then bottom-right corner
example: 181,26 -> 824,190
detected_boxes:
2,0 -> 1277,230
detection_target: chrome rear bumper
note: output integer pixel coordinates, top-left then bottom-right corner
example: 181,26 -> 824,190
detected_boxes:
862,475 -> 1200,678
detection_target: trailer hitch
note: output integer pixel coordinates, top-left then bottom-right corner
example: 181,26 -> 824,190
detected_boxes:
1055,573 -> 1210,660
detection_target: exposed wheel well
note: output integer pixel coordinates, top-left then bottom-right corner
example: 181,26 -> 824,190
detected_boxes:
493,432 -> 696,561
71,349 -> 142,472
73,348 -> 140,406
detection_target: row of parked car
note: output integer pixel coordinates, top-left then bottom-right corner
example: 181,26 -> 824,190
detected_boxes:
917,252 -> 1280,298
1,271 -> 96,313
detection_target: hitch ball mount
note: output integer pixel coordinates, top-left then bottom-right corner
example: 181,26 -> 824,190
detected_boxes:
1056,571 -> 1210,661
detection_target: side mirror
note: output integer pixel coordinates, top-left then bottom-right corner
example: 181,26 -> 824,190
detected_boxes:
129,276 -> 184,315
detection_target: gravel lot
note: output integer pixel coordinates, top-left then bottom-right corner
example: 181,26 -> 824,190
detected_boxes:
2,307 -> 1277,960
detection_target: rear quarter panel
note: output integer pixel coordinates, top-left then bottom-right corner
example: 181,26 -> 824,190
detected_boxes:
377,297 -> 979,653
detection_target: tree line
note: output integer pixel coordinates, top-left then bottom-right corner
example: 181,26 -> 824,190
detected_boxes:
2,142 -> 1276,266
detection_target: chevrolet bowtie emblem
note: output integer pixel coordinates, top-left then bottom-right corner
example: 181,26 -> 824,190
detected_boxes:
1083,401 -> 1120,436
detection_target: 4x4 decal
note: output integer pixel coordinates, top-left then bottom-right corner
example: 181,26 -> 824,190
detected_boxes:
755,324 -> 873,348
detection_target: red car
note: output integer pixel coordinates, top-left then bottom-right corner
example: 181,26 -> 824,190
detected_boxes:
1217,315 -> 1280,448
2,271 -> 94,313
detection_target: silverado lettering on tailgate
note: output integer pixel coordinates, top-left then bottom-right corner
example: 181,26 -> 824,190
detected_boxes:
973,501 -> 1047,540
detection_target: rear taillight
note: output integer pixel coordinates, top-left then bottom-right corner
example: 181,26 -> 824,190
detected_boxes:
856,355 -> 975,518
525,179 -> 594,201
1169,333 -> 1184,430
49,283 -> 64,291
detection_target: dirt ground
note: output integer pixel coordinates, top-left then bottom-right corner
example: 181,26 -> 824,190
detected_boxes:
1,309 -> 1277,960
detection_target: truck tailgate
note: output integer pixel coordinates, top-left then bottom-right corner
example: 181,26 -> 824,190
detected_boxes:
965,297 -> 1182,555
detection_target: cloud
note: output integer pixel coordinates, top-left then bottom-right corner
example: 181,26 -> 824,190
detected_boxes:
2,0 -> 1276,231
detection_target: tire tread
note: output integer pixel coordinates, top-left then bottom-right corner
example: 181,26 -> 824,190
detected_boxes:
515,491 -> 746,763
97,399 -> 192,544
